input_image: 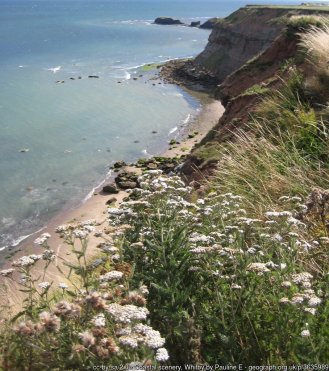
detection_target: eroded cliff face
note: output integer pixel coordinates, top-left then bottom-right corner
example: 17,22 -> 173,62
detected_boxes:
176,5 -> 329,182
194,7 -> 289,82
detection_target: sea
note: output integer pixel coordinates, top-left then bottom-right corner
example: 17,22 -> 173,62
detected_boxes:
0,0 -> 308,255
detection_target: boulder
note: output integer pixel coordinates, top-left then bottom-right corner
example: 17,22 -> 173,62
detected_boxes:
146,162 -> 158,170
106,197 -> 117,205
154,17 -> 184,25
113,160 -> 127,169
190,21 -> 201,27
102,184 -> 119,194
115,171 -> 139,189
118,181 -> 138,190
200,18 -> 219,29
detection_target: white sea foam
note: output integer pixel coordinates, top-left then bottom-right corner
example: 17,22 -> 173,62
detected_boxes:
182,114 -> 192,125
168,127 -> 178,135
124,71 -> 131,80
47,66 -> 62,73
0,227 -> 44,252
114,19 -> 152,25
83,170 -> 112,202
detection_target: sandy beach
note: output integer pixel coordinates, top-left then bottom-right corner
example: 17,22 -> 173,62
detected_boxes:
0,90 -> 224,312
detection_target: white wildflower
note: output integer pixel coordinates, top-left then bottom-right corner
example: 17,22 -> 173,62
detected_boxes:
12,255 -> 38,267
308,296 -> 322,307
99,271 -> 123,282
34,233 -> 51,245
266,261 -> 279,269
247,263 -> 270,274
0,268 -> 14,277
38,281 -> 51,290
73,229 -> 89,239
80,219 -> 96,226
265,211 -> 292,218
42,249 -> 55,261
291,272 -> 313,285
156,348 -> 169,362
279,297 -> 290,305
301,329 -> 310,337
246,247 -> 257,254
119,335 -> 139,348
304,308 -> 316,315
91,313 -> 106,327
291,295 -> 305,305
139,285 -> 149,296
106,304 -> 149,323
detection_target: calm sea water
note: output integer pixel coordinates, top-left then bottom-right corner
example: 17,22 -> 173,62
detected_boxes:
0,0 -> 306,252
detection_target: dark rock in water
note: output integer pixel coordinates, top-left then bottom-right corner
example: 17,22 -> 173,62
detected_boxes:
190,21 -> 201,27
133,77 -> 138,80
200,18 -> 219,29
133,140 -> 140,143
117,81 -> 122,83
154,17 -> 184,25
118,181 -> 138,190
70,77 -> 75,80
78,76 -> 82,79
102,184 -> 119,194
152,131 -> 157,134
88,75 -> 100,78
106,197 -> 117,205
113,160 -> 127,169
56,80 -> 65,84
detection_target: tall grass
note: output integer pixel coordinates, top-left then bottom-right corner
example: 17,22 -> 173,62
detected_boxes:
299,23 -> 329,102
210,128 -> 328,215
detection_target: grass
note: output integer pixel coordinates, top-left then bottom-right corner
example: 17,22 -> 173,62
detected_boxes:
246,5 -> 329,11
241,83 -> 270,96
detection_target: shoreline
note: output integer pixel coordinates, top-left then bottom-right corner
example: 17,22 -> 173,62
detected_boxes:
0,69 -> 224,312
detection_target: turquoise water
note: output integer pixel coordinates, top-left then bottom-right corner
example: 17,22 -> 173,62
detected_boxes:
0,0 -> 308,251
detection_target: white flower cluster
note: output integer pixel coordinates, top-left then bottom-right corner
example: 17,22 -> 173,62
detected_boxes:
106,303 -> 149,323
99,271 -> 124,282
34,233 -> 51,245
38,281 -> 51,290
12,254 -> 42,268
55,220 -> 96,239
91,313 -> 106,327
0,268 -> 15,277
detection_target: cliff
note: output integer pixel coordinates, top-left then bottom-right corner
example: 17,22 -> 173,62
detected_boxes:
179,5 -> 329,180
183,5 -> 329,84
194,7 -> 287,81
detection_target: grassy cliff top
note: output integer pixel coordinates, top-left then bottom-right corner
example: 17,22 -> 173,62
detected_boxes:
246,4 -> 329,11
